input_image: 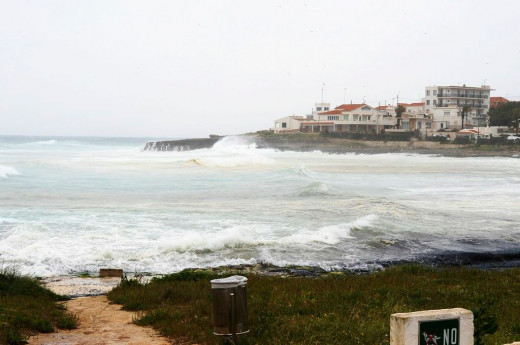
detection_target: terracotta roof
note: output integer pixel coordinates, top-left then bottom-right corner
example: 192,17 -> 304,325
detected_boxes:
490,97 -> 509,104
398,102 -> 424,107
376,105 -> 392,110
301,122 -> 335,125
456,129 -> 479,134
318,109 -> 343,115
334,104 -> 368,111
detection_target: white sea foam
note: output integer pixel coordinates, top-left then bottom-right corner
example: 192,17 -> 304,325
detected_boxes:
33,139 -> 57,145
2,136 -> 520,276
0,164 -> 20,178
284,215 -> 378,245
183,136 -> 276,168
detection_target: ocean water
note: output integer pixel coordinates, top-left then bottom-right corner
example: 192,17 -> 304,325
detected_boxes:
0,135 -> 519,277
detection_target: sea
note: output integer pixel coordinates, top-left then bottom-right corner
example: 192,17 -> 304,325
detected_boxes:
1,135 -> 519,277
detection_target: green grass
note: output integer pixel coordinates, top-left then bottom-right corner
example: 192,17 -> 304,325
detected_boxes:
0,268 -> 78,345
107,266 -> 520,345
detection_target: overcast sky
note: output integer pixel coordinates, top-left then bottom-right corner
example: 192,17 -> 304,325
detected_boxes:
1,0 -> 519,138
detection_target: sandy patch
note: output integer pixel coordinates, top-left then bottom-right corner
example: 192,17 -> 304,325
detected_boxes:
28,295 -> 172,345
41,276 -> 123,297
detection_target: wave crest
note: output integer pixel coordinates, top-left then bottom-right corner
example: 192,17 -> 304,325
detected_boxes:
0,165 -> 20,179
285,214 -> 378,245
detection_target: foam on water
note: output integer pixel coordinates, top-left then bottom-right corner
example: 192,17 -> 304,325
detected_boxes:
1,135 -> 520,276
32,139 -> 57,145
182,136 -> 276,168
0,164 -> 20,179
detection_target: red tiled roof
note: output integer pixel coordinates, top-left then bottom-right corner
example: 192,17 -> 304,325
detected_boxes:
318,109 -> 343,115
398,102 -> 424,107
334,104 -> 368,111
490,97 -> 509,104
456,129 -> 479,134
376,105 -> 392,110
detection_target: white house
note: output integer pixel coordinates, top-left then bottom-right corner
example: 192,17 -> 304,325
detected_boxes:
300,103 -> 394,133
272,116 -> 305,133
424,84 -> 492,128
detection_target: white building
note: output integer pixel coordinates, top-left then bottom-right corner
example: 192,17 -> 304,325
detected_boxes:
424,85 -> 492,129
313,102 -> 330,115
300,103 -> 395,133
272,116 -> 305,133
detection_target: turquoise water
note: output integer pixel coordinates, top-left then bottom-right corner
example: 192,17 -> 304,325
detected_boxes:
1,135 -> 519,276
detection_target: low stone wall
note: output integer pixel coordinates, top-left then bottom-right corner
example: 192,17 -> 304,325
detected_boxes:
357,140 -> 466,150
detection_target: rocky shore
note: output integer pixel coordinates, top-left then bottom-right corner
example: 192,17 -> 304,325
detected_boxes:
255,133 -> 520,157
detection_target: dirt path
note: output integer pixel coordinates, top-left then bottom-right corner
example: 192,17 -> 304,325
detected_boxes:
28,295 -> 172,345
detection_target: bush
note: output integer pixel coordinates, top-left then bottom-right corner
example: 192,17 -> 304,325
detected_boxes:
453,137 -> 471,144
0,268 -> 78,345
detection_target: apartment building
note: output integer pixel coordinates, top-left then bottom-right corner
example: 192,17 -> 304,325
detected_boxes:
424,85 -> 491,128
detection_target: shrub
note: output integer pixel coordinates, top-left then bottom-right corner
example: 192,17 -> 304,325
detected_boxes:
0,268 -> 78,345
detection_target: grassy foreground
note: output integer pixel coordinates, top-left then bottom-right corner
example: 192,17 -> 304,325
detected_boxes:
107,266 -> 520,345
0,268 -> 78,345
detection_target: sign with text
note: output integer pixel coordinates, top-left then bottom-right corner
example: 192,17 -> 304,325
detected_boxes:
419,318 -> 459,345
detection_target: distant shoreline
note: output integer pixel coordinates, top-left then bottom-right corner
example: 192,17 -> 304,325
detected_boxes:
143,133 -> 520,158
254,133 -> 520,157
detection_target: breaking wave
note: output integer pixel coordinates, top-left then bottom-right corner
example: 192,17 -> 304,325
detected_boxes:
0,165 -> 20,179
284,214 -> 378,245
32,139 -> 57,145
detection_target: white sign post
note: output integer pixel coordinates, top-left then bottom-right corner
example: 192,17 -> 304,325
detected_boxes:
390,308 -> 473,345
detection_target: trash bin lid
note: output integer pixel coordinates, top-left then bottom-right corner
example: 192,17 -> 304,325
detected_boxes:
211,275 -> 248,289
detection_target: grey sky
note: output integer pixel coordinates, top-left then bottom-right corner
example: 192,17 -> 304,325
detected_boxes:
1,0 -> 519,138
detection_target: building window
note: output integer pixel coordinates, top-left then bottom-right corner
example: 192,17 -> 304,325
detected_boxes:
426,90 -> 430,96
402,121 -> 409,129
343,115 -> 349,120
426,100 -> 430,105
444,112 -> 450,117
282,122 -> 287,128
316,107 -> 322,111
433,90 -> 437,95
327,115 -> 339,121
353,115 -> 359,121
433,100 -> 437,105
324,107 -> 329,111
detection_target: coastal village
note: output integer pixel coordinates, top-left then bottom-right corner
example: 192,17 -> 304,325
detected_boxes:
272,84 -> 519,141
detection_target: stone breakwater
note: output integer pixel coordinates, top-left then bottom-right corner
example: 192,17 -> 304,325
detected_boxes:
143,138 -> 221,151
143,134 -> 519,157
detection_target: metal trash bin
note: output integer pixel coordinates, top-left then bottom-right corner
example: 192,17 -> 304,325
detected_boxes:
211,275 -> 249,338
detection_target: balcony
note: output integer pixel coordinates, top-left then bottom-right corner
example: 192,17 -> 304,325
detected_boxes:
437,94 -> 487,99
437,103 -> 485,108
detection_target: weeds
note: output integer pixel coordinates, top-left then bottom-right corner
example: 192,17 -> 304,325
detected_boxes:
108,266 -> 520,345
0,267 -> 78,345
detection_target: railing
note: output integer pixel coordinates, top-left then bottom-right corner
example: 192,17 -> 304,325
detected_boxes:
437,94 -> 487,98
437,103 -> 485,108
